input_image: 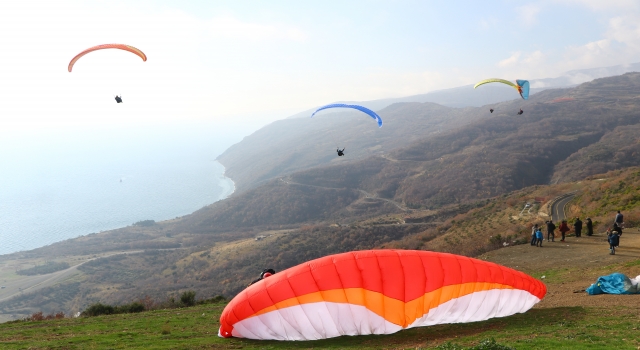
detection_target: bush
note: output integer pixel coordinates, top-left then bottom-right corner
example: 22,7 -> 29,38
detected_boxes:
81,301 -> 145,317
25,311 -> 65,322
180,290 -> 196,306
82,303 -> 114,317
198,295 -> 226,305
115,302 -> 145,314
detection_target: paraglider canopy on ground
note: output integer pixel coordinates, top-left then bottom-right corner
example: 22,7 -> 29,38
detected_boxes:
219,249 -> 546,341
586,273 -> 640,295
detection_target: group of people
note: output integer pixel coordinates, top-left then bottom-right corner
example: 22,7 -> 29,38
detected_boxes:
530,211 -> 625,256
532,217 -> 593,246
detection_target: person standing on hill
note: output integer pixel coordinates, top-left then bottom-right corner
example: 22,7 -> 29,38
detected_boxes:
546,220 -> 556,242
574,217 -> 583,237
612,222 -> 623,247
559,220 -> 570,242
586,218 -> 593,236
531,224 -> 539,246
608,230 -> 620,255
614,210 -> 624,226
536,227 -> 544,247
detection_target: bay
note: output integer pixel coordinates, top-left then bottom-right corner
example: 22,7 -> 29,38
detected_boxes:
0,122 -> 237,256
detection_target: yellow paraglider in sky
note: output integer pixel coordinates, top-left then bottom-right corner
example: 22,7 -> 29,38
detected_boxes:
474,78 -> 530,100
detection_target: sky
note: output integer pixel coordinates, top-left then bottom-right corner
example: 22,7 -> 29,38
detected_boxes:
0,0 -> 639,136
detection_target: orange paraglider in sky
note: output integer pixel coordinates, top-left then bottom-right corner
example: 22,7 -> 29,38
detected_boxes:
219,249 -> 546,341
68,44 -> 147,72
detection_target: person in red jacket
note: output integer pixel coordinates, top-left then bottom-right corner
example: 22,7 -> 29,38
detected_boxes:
559,220 -> 570,242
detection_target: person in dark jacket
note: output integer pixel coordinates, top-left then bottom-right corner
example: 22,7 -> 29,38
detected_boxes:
248,268 -> 276,286
586,218 -> 593,236
546,220 -> 556,242
573,217 -> 583,237
608,231 -> 620,255
614,210 -> 624,226
559,220 -> 570,242
337,148 -> 345,156
612,222 -> 623,247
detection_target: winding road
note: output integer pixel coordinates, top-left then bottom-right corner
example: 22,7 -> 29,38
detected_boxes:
550,192 -> 577,222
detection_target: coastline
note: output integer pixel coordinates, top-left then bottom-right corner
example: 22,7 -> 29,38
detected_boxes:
216,161 -> 236,200
0,160 -> 236,258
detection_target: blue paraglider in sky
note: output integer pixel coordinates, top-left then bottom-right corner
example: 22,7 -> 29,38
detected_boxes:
311,103 -> 383,127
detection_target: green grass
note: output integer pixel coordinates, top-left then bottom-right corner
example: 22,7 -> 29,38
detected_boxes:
1,303 -> 639,349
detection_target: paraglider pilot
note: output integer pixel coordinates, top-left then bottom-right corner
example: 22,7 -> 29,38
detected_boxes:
517,109 -> 523,115
337,148 -> 345,157
115,95 -> 123,103
248,268 -> 276,286
489,109 -> 494,113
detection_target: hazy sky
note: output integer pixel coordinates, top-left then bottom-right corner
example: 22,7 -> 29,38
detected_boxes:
0,0 -> 639,132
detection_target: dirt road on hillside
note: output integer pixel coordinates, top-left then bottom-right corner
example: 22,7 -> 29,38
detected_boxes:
482,228 -> 640,309
0,250 -> 143,304
280,177 -> 410,211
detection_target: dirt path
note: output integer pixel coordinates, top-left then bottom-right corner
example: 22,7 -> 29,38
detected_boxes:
481,228 -> 640,309
280,177 -> 410,211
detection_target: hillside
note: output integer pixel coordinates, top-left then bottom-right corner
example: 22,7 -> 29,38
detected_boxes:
277,73 -> 640,211
0,233 -> 639,349
4,167 -> 640,321
217,102 -> 476,191
4,73 -> 640,322
551,125 -> 640,183
219,68 -> 640,192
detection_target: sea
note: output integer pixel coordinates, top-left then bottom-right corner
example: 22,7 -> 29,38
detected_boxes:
0,122 -> 240,256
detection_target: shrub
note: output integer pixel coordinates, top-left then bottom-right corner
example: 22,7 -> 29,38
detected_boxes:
82,303 -> 114,317
81,302 -> 145,317
198,295 -> 226,305
114,302 -> 145,314
24,311 -> 65,322
180,290 -> 196,306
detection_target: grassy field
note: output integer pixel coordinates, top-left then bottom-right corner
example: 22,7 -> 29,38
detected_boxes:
0,301 -> 638,349
1,231 -> 639,349
1,259 -> 639,349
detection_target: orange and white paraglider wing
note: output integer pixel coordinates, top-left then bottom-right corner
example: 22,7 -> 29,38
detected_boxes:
218,250 -> 546,341
68,44 -> 147,72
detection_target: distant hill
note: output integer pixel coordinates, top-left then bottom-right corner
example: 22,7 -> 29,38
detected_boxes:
284,62 -> 640,117
275,74 -> 640,209
551,125 -> 640,184
219,66 -> 640,192
217,102 -> 477,191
